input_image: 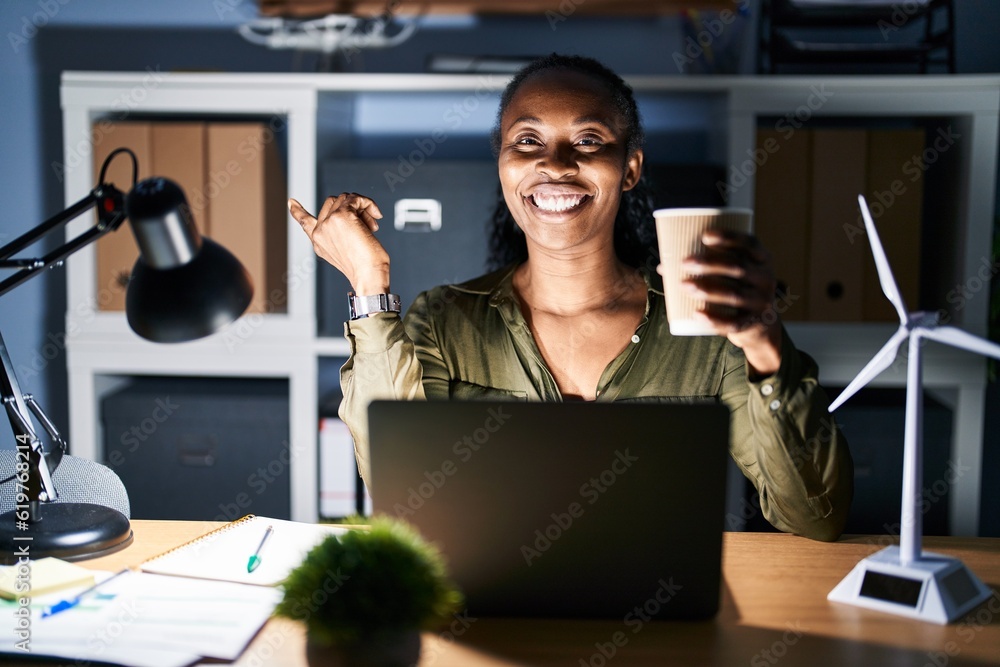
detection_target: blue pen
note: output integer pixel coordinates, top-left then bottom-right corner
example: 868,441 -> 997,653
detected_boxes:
42,568 -> 130,619
247,525 -> 274,573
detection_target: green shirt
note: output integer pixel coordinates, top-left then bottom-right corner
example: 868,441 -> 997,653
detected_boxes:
341,265 -> 853,541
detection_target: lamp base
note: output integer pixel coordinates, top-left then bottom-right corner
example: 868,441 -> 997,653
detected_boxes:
828,545 -> 993,624
0,503 -> 133,564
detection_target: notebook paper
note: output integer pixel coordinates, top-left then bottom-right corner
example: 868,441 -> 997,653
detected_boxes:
140,515 -> 346,586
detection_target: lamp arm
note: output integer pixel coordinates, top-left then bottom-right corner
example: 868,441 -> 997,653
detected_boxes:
0,330 -> 58,514
0,182 -> 122,509
0,159 -> 128,512
0,184 -> 126,298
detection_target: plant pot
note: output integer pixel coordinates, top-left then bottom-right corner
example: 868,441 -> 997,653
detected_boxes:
306,629 -> 422,667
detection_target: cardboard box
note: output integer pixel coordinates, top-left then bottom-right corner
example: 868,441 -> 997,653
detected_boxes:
150,122 -> 209,235
808,129 -> 868,321
753,127 -> 925,323
93,123 -> 153,311
753,128 -> 812,321
93,122 -> 208,311
206,123 -> 288,315
94,120 -> 286,315
863,129 -> 925,321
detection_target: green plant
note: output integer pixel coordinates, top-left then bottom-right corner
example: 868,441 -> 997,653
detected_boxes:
275,516 -> 463,647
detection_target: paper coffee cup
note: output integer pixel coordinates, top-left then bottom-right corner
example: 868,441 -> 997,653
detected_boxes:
654,207 -> 754,336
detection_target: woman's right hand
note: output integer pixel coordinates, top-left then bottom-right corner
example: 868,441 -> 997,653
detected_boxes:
288,193 -> 391,294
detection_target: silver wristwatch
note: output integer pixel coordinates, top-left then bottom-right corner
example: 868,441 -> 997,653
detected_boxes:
348,292 -> 401,320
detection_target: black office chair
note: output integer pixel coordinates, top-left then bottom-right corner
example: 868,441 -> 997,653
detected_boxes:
758,0 -> 955,74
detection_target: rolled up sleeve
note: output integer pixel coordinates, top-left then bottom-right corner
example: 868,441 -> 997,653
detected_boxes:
723,330 -> 854,542
339,312 -> 425,488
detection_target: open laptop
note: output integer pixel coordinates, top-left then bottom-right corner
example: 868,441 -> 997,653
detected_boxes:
368,400 -> 730,620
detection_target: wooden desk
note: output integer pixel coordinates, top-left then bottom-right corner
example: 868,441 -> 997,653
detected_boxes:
57,522 -> 1000,665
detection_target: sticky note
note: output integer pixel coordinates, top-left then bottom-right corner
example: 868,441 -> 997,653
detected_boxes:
0,557 -> 95,599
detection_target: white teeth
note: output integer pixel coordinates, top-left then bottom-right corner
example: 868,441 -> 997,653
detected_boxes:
532,193 -> 585,212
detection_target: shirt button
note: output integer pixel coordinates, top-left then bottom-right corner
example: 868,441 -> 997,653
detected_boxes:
631,334 -> 640,343
769,399 -> 781,411
761,384 -> 774,396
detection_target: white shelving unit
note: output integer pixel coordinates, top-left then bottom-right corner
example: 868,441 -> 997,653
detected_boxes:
61,72 -> 999,530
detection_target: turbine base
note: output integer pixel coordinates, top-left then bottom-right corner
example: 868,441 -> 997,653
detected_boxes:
828,545 -> 993,624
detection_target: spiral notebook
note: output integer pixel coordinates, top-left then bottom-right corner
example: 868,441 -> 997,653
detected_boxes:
140,515 -> 346,586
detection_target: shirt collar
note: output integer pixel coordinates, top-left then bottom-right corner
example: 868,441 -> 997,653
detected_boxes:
451,262 -> 664,304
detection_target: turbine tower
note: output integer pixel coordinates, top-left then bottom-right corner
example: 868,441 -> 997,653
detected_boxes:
826,195 -> 998,623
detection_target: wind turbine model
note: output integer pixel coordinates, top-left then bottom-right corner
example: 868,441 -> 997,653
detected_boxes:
826,195 -> 998,623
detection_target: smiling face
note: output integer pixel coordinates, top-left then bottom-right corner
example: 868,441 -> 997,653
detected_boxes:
497,69 -> 643,259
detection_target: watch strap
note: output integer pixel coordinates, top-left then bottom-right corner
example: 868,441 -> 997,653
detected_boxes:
348,293 -> 401,320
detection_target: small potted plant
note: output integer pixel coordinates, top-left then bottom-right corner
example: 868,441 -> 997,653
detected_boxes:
276,516 -> 463,667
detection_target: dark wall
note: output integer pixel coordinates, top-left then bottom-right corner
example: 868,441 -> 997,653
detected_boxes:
26,2 -> 1000,535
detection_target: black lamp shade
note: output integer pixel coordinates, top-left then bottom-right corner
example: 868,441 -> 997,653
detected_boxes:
126,238 -> 254,342
124,177 -> 254,343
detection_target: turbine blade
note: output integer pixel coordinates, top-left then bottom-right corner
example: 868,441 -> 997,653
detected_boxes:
922,326 -> 1000,361
828,327 -> 910,411
858,195 -> 909,324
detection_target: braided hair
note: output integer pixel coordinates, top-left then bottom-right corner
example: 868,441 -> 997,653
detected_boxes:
486,54 -> 656,271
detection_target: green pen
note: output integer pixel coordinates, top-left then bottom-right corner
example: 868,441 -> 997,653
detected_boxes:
247,525 -> 274,573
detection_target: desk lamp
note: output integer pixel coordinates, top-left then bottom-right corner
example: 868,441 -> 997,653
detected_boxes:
826,195 -> 996,623
0,148 -> 253,562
